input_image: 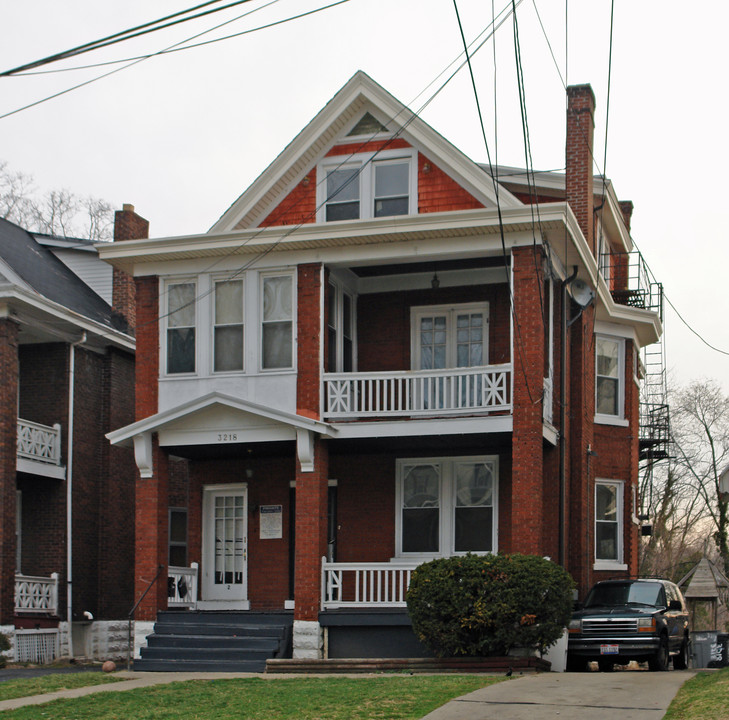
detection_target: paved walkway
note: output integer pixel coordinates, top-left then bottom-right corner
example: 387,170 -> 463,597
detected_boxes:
421,669 -> 697,720
0,668 -> 697,717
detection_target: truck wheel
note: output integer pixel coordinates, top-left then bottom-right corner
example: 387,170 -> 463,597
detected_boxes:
673,638 -> 689,670
648,637 -> 669,671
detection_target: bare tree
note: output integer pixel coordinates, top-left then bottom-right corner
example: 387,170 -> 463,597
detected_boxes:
670,379 -> 729,575
0,160 -> 113,241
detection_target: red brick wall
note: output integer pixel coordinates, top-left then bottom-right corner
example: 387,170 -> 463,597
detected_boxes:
135,276 -> 159,421
510,247 -> 546,554
357,284 -> 510,372
566,85 -> 596,254
135,439 -> 169,620
0,319 -> 19,623
294,439 -> 329,621
113,205 -> 149,333
296,264 -> 321,419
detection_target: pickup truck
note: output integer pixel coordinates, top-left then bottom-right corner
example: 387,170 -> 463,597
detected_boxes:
567,578 -> 690,671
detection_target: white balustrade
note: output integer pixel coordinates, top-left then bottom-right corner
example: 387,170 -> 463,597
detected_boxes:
324,365 -> 511,419
321,558 -> 418,609
17,419 -> 62,465
168,563 -> 198,608
15,573 -> 59,615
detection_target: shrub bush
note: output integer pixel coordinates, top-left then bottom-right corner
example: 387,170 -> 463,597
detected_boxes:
406,553 -> 575,657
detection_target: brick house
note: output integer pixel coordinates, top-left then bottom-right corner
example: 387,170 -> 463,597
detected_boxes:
100,72 -> 663,668
0,217 -> 136,661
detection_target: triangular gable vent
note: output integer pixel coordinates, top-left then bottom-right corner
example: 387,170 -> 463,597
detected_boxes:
347,112 -> 388,136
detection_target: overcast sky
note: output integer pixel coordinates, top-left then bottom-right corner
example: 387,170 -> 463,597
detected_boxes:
2,0 -> 727,392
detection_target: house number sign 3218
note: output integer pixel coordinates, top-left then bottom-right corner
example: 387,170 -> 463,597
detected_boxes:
217,433 -> 238,442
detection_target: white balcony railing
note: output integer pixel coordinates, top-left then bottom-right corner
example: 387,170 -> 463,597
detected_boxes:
15,573 -> 59,615
168,563 -> 198,609
324,364 -> 511,419
321,558 -> 418,609
17,419 -> 62,465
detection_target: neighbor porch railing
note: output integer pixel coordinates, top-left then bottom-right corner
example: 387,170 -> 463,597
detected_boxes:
17,419 -> 62,465
321,558 -> 419,609
323,364 -> 511,419
15,573 -> 59,615
168,563 -> 198,609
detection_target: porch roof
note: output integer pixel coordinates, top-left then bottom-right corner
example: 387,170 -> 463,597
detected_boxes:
106,391 -> 337,449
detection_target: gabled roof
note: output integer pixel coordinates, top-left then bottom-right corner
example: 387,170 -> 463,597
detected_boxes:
106,391 -> 336,448
0,217 -> 123,330
678,557 -> 729,599
210,70 -> 520,233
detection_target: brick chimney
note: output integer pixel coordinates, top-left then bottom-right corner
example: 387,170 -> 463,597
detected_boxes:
618,200 -> 634,232
112,204 -> 149,335
566,84 -> 596,255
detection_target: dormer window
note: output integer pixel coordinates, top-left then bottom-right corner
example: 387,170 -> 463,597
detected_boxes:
319,149 -> 416,222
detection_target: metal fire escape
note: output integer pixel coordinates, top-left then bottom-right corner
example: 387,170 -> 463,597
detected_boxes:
602,250 -> 671,504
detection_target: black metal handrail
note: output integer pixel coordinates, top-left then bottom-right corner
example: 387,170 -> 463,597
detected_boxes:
127,565 -> 165,671
600,250 -> 663,320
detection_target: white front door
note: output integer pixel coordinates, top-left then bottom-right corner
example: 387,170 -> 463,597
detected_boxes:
202,484 -> 248,604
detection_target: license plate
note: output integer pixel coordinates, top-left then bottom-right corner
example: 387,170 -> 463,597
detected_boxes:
600,644 -> 619,655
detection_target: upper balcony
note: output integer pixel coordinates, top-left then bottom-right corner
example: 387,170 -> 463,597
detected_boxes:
600,249 -> 663,319
323,364 -> 511,419
16,418 -> 65,479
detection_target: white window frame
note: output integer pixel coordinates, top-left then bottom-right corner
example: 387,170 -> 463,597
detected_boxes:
163,278 -> 198,376
395,455 -> 498,559
211,277 -> 245,374
410,302 -> 489,370
327,276 -> 356,372
595,334 -> 626,425
259,271 -> 296,372
317,148 -> 417,223
594,479 -> 626,570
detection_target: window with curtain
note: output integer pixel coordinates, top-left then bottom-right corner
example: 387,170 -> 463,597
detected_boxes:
261,275 -> 293,369
214,279 -> 244,372
167,282 -> 196,374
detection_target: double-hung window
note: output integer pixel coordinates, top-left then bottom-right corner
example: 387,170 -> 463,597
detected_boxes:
166,281 -> 196,374
397,456 -> 498,558
595,335 -> 625,421
595,480 -> 624,567
261,274 -> 293,370
320,149 -> 415,222
213,279 -> 244,372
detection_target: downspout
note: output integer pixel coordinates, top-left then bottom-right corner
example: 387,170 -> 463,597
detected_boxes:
66,332 -> 86,659
558,268 -> 578,568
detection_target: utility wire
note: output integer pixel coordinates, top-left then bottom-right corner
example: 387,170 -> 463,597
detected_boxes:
1,0 -> 252,76
0,0 -> 351,120
665,294 -> 729,357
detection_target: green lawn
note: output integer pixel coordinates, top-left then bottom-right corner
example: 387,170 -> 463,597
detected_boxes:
0,672 -> 122,701
663,667 -> 729,720
0,675 -> 503,719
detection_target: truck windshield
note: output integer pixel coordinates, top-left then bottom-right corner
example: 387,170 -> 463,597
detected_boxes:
584,582 -> 663,608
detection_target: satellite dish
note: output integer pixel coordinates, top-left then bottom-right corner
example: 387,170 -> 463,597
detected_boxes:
570,278 -> 595,308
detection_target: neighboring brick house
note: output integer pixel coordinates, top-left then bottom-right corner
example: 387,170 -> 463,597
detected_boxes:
0,217 -> 136,661
100,72 -> 663,666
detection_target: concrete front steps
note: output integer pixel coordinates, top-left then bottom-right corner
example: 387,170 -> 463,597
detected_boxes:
134,611 -> 293,672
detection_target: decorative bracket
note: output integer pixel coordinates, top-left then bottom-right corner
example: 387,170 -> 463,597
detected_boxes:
133,432 -> 153,478
296,428 -> 315,472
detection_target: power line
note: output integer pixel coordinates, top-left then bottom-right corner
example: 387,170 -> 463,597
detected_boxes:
1,0 -> 252,76
0,0 -> 352,120
665,294 -> 729,357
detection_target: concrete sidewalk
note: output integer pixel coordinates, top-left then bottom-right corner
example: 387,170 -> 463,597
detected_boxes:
421,670 -> 697,720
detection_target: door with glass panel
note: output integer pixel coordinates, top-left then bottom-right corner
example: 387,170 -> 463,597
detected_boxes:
412,304 -> 487,410
202,485 -> 247,602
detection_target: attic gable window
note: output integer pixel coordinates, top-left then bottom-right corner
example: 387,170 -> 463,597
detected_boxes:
319,148 -> 416,223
